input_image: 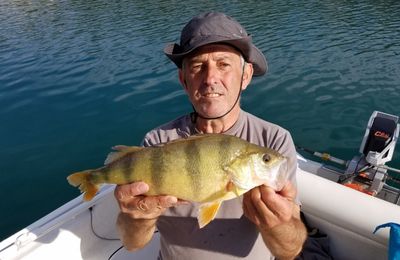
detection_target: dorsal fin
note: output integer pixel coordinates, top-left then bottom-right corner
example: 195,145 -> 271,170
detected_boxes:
146,135 -> 208,148
104,145 -> 143,165
159,134 -> 213,145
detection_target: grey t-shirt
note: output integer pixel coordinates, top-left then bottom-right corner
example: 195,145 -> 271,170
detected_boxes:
142,110 -> 298,260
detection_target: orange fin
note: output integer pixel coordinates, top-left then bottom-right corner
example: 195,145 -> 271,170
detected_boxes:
67,170 -> 99,201
226,180 -> 235,192
104,145 -> 142,165
198,201 -> 222,228
226,180 -> 247,197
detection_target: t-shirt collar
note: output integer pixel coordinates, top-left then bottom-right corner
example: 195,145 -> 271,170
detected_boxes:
188,109 -> 245,136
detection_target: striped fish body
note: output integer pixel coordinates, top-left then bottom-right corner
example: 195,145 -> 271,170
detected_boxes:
67,134 -> 287,227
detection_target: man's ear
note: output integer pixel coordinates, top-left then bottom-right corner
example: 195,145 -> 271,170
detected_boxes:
241,63 -> 254,90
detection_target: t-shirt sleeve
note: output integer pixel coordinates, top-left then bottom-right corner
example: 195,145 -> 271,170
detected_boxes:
141,132 -> 160,147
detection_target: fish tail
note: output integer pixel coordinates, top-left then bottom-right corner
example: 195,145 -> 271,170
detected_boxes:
67,170 -> 99,201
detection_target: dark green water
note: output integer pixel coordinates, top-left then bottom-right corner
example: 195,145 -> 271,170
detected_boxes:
1,0 -> 399,240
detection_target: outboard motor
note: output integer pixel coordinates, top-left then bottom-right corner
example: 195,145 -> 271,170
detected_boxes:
361,111 -> 399,165
343,111 -> 399,195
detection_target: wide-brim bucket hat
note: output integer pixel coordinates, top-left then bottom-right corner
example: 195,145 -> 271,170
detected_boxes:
164,12 -> 268,76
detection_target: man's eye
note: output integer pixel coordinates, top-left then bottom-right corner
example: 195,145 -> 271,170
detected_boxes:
219,62 -> 230,68
190,64 -> 202,71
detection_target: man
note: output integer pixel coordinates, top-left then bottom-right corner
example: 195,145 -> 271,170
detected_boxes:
115,12 -> 307,260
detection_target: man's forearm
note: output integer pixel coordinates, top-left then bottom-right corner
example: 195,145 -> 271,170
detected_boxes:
116,213 -> 158,251
260,216 -> 307,260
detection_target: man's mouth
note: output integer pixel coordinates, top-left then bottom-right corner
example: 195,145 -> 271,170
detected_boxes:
203,93 -> 221,98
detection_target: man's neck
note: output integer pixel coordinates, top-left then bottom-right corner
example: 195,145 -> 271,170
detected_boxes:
195,107 -> 241,134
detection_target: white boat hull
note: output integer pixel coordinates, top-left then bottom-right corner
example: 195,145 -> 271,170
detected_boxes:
1,156 -> 399,259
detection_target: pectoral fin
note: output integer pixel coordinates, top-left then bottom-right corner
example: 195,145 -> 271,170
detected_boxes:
198,201 -> 222,228
226,180 -> 247,197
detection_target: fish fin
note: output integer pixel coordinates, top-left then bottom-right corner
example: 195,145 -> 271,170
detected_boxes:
111,145 -> 131,151
226,180 -> 235,192
224,164 -> 254,196
226,180 -> 248,197
104,145 -> 142,165
67,170 -> 99,201
198,201 -> 222,228
152,134 -> 209,147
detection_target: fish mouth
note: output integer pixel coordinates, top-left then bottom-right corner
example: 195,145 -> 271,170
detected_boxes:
273,158 -> 288,191
278,158 -> 288,178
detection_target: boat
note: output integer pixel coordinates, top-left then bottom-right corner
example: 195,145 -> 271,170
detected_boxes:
1,111 -> 399,260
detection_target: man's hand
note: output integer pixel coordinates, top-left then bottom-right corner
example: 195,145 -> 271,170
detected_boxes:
243,182 -> 296,229
114,181 -> 181,251
243,182 -> 306,259
114,181 -> 179,220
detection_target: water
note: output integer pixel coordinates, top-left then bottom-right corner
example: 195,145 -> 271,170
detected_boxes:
1,0 -> 399,241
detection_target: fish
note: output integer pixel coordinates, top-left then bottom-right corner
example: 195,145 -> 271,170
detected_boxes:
67,133 -> 288,228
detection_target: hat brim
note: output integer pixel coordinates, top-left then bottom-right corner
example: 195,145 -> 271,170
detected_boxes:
164,37 -> 267,76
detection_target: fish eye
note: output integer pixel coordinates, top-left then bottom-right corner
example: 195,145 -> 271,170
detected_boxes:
262,154 -> 271,163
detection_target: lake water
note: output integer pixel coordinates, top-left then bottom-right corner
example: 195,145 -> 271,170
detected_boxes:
1,0 -> 399,240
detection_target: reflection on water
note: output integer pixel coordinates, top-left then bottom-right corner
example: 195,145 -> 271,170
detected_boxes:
0,0 -> 399,240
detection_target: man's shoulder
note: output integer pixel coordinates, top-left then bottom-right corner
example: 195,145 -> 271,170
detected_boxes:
243,111 -> 290,135
235,111 -> 294,154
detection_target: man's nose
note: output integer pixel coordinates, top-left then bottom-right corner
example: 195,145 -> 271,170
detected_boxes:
203,64 -> 219,86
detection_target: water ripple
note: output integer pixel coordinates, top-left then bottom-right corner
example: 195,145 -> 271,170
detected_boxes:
1,0 -> 400,241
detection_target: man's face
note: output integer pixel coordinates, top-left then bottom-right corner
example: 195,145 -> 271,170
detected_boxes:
179,44 -> 252,119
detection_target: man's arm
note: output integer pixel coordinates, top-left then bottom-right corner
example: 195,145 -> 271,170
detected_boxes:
243,182 -> 307,260
114,182 -> 179,251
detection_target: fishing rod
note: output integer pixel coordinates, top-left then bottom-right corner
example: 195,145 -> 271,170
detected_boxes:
380,165 -> 400,174
295,145 -> 348,166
